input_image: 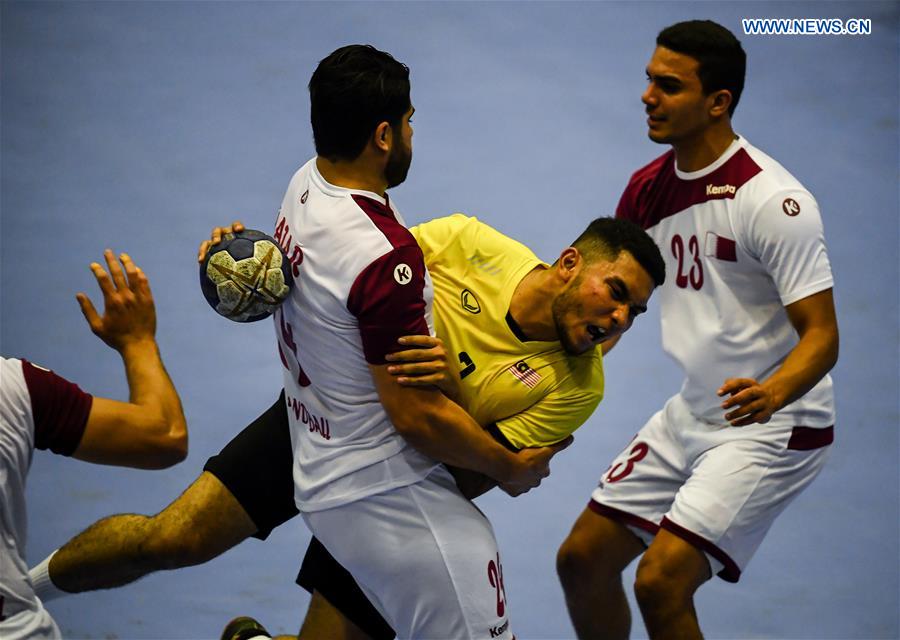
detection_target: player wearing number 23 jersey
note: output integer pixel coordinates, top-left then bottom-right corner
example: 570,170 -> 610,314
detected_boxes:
594,134 -> 835,582
617,135 -> 834,428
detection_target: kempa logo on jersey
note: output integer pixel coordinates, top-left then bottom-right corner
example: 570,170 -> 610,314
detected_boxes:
706,183 -> 736,196
460,289 -> 481,314
393,263 -> 412,285
489,619 -> 509,638
782,197 -> 801,216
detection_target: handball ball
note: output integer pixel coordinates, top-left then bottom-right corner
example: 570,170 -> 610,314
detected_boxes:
199,229 -> 294,322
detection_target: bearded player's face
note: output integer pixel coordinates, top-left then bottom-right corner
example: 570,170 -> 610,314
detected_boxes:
385,106 -> 414,189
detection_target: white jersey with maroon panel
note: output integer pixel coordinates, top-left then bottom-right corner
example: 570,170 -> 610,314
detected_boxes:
592,136 -> 836,583
616,136 -> 834,429
273,161 -> 513,639
273,158 -> 438,513
1,357 -> 92,639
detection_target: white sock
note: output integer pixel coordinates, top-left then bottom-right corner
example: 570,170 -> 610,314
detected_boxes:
29,550 -> 69,602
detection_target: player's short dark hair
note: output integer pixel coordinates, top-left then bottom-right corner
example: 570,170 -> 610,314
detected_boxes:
309,44 -> 411,161
573,217 -> 666,287
657,20 -> 746,116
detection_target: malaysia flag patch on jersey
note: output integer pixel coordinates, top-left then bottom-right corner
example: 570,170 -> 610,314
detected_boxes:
508,360 -> 541,388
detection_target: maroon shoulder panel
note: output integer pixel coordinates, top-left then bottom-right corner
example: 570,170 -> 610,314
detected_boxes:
347,244 -> 430,365
21,359 -> 92,456
351,194 -> 416,250
616,147 -> 763,230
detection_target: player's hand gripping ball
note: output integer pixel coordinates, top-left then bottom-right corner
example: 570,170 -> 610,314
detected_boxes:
199,229 -> 294,322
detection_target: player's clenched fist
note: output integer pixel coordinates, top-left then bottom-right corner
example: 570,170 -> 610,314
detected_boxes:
500,436 -> 574,496
77,250 -> 156,351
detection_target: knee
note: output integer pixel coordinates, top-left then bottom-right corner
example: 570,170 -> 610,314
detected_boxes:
557,533 -> 614,593
633,555 -> 692,613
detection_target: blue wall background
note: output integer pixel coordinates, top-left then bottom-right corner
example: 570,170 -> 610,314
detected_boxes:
2,2 -> 897,637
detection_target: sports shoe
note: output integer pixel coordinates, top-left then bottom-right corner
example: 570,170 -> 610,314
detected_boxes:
220,616 -> 271,640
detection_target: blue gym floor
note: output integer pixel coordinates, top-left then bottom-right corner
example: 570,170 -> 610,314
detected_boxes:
2,2 -> 897,638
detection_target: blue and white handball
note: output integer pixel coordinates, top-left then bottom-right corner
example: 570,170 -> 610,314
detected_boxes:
199,229 -> 294,322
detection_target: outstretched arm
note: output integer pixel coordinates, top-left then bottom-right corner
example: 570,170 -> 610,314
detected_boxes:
718,288 -> 838,426
72,250 -> 187,469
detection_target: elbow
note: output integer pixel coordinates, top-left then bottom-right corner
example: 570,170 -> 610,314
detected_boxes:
159,421 -> 189,467
162,430 -> 189,466
143,417 -> 188,469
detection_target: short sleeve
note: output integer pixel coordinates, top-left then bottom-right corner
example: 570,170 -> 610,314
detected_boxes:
346,244 -> 431,364
743,190 -> 834,306
21,359 -> 93,456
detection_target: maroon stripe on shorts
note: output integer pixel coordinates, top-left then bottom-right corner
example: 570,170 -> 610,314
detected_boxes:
787,425 -> 834,450
589,500 -> 659,538
660,517 -> 741,583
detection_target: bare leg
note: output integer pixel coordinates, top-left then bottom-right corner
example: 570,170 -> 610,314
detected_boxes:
296,590 -> 373,640
557,507 -> 645,640
49,471 -> 257,592
634,529 -> 710,640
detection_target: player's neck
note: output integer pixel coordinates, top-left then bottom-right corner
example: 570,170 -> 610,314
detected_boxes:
672,123 -> 737,173
508,266 -> 559,342
316,156 -> 388,196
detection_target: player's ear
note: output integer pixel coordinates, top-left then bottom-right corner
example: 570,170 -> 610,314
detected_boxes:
556,247 -> 580,283
373,121 -> 392,152
709,89 -> 732,118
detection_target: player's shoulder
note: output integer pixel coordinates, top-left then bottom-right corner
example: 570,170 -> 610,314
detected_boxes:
619,150 -> 675,205
1,357 -> 25,389
414,212 -> 473,238
616,150 -> 676,224
625,148 -> 676,188
738,137 -> 814,201
448,214 -> 536,256
1,357 -> 32,424
334,196 -> 425,296
346,193 -> 419,252
414,213 -> 535,262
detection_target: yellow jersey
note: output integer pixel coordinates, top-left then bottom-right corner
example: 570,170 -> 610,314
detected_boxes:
411,214 -> 604,449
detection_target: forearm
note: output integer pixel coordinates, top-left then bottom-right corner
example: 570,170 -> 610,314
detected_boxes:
397,395 -> 516,483
762,326 -> 838,411
119,339 -> 187,443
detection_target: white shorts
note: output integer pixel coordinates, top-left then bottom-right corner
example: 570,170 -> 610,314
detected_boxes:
591,394 -> 832,582
302,466 -> 514,640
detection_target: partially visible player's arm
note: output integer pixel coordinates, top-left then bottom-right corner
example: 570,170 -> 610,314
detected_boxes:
385,334 -> 462,403
72,250 -> 187,469
719,288 -> 838,426
371,365 -> 570,494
